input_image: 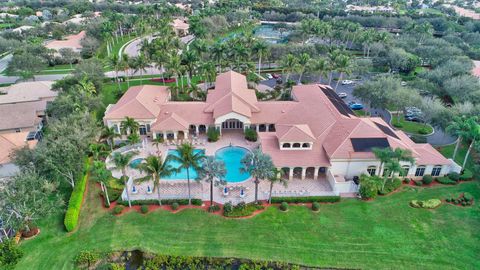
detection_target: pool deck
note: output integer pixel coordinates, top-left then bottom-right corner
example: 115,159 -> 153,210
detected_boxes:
108,131 -> 335,204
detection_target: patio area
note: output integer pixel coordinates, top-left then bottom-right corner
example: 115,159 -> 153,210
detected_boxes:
107,130 -> 335,204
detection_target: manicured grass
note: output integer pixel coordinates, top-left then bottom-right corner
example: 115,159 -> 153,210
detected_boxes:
437,143 -> 475,171
97,35 -> 137,60
391,113 -> 433,135
353,109 -> 368,117
15,178 -> 480,269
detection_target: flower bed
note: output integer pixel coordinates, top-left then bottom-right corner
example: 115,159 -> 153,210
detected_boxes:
223,202 -> 264,217
270,196 -> 340,204
410,199 -> 441,209
118,198 -> 202,206
445,192 -> 474,206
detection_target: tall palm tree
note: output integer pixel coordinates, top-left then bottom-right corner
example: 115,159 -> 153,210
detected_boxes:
280,54 -> 299,83
240,149 -> 275,203
181,49 -> 198,87
121,116 -> 139,135
372,147 -> 392,178
127,133 -> 141,145
210,43 -> 225,72
109,54 -> 122,92
253,40 -> 269,75
333,54 -> 351,92
101,126 -> 120,150
134,54 -> 150,85
374,148 -> 414,191
461,117 -> 480,169
197,156 -> 226,206
120,53 -> 130,88
446,116 -> 471,161
166,54 -> 182,87
112,152 -> 136,207
170,143 -> 205,205
266,168 -> 288,204
297,53 -> 311,84
152,136 -> 164,155
138,155 -> 174,205
308,57 -> 329,83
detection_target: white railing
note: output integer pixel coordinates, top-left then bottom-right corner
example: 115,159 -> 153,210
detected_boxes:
327,170 -> 359,195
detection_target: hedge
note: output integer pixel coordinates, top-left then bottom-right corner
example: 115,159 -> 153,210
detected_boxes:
460,169 -> 473,181
270,196 -> 340,204
64,159 -> 91,232
436,176 -> 457,185
118,198 -> 202,206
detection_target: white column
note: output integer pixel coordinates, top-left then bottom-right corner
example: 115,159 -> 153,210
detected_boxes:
195,125 -> 199,134
173,131 -> 177,140
216,124 -> 222,135
256,125 -> 259,132
185,130 -> 189,139
314,167 -> 319,180
301,167 -> 306,180
289,168 -> 293,180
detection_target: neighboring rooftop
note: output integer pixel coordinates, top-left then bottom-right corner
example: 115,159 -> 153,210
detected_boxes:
0,81 -> 56,104
0,132 -> 36,164
171,18 -> 189,30
472,60 -> 480,78
45,31 -> 86,51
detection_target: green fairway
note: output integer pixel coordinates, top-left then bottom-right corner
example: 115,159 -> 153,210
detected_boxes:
15,179 -> 480,270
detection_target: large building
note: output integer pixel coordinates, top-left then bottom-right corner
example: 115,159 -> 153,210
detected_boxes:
104,71 -> 459,195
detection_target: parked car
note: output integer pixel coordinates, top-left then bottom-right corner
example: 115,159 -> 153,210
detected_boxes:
341,80 -> 354,85
349,103 -> 364,110
405,115 -> 423,122
272,73 -> 281,79
338,92 -> 348,98
401,81 -> 407,86
266,73 -> 273,79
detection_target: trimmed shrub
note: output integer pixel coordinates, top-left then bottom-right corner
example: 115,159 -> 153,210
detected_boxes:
0,240 -> 23,269
312,202 -> 320,211
208,204 -> 221,212
448,172 -> 460,182
418,128 -> 430,135
460,169 -> 473,181
422,175 -> 433,185
403,178 -> 410,184
270,196 -> 340,204
244,128 -> 258,142
223,202 -> 264,217
75,250 -> 100,268
118,198 -> 202,206
171,202 -> 179,211
410,199 -> 441,209
413,180 -> 423,186
207,127 -> 220,142
463,192 -> 473,203
379,178 -> 402,195
112,205 -> 124,215
436,176 -> 456,185
223,202 -> 233,213
64,159 -> 90,232
359,182 -> 378,200
140,205 -> 149,214
279,202 -> 288,211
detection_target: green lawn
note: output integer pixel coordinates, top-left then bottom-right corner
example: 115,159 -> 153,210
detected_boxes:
16,179 -> 480,270
97,35 -> 137,60
391,113 -> 433,135
437,143 -> 475,171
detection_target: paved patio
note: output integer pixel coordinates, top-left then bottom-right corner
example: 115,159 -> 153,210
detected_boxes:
107,131 -> 335,205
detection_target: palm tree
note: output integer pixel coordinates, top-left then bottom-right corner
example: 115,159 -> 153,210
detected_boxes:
121,53 -> 130,88
127,133 -> 140,145
101,126 -> 120,150
197,156 -> 226,206
210,43 -> 225,72
297,53 -> 311,84
253,40 -> 269,75
138,155 -> 174,205
333,54 -> 351,92
109,54 -> 122,92
112,152 -> 136,207
266,168 -> 288,204
461,117 -> 480,169
308,57 -> 329,83
134,54 -> 150,85
166,54 -> 182,87
181,50 -> 198,87
121,117 -> 139,135
372,147 -> 392,178
446,116 -> 471,161
240,149 -> 275,203
280,54 -> 299,83
152,136 -> 164,155
170,143 -> 205,205
88,143 -> 108,161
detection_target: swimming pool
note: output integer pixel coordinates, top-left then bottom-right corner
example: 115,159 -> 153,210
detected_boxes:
129,158 -> 144,169
162,146 -> 251,182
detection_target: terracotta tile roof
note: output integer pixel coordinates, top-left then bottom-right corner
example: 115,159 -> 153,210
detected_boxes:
276,124 -> 315,142
45,31 -> 86,51
472,61 -> 480,78
104,85 -> 168,120
414,144 -> 450,165
152,112 -> 189,131
171,18 -> 189,30
0,81 -> 56,104
0,101 -> 47,131
0,132 -> 36,164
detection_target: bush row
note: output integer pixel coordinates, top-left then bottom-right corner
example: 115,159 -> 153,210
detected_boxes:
270,196 -> 340,204
445,192 -> 474,206
223,202 -> 264,217
64,159 -> 90,232
378,178 -> 402,195
118,198 -> 202,206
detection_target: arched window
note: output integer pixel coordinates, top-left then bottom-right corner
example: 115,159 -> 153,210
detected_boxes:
367,166 -> 376,176
282,143 -> 291,148
415,166 -> 426,177
431,165 -> 442,176
293,143 -> 301,148
302,143 -> 310,148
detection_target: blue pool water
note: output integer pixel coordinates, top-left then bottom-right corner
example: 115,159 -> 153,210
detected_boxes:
129,158 -> 144,169
215,146 -> 251,182
162,147 -> 251,182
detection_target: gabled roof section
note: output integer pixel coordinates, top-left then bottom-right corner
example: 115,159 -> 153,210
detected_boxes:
276,124 -> 315,142
205,71 -> 259,118
152,112 -> 189,131
104,85 -> 168,120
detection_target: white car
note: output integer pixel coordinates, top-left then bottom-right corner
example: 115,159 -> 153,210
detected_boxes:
266,73 -> 273,79
341,80 -> 354,85
338,92 -> 348,98
401,81 -> 407,86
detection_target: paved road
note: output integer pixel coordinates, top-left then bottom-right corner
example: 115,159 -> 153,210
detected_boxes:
123,34 -> 195,58
0,54 -> 12,73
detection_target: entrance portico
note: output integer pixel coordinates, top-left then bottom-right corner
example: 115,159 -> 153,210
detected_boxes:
214,112 -> 251,135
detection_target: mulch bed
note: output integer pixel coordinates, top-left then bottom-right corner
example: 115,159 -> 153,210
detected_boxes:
21,228 -> 40,240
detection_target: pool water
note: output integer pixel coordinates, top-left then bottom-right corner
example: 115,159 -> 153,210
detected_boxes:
129,158 -> 144,169
253,24 -> 290,44
162,147 -> 251,182
215,146 -> 251,183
